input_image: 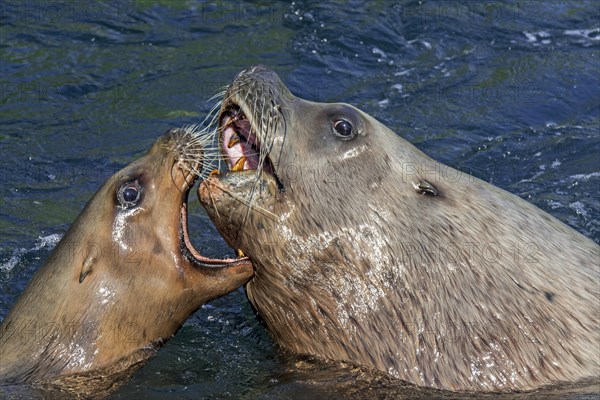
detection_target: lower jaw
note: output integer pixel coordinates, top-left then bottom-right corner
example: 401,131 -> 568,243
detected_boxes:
205,169 -> 275,189
198,175 -> 277,247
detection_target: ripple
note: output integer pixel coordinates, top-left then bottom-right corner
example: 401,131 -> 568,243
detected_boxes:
0,234 -> 61,273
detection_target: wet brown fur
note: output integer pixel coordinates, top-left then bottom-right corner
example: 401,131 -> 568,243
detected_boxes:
199,66 -> 599,392
0,128 -> 253,396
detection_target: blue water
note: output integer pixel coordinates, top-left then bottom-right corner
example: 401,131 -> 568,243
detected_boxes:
1,1 -> 598,398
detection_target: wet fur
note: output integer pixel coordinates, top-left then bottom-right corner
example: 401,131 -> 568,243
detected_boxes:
199,67 -> 600,392
0,127 -> 253,396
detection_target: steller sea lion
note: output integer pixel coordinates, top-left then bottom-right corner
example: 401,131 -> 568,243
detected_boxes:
0,127 -> 253,397
198,66 -> 599,392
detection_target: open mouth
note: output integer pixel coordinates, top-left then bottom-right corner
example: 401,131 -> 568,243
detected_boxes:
220,105 -> 277,177
179,176 -> 248,267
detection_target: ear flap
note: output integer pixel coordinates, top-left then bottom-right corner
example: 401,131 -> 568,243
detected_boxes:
79,244 -> 101,284
79,256 -> 94,283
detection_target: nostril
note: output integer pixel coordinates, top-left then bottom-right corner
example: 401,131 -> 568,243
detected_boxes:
250,65 -> 268,73
240,65 -> 271,76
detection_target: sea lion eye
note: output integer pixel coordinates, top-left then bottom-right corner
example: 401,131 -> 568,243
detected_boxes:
123,187 -> 138,202
117,181 -> 142,208
333,119 -> 354,139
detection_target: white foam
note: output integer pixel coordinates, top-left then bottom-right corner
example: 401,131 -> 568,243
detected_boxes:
372,47 -> 386,58
34,233 -> 62,250
523,31 -> 537,42
564,28 -> 600,41
547,200 -> 563,210
569,201 -> 588,217
570,171 -> 600,181
0,234 -> 63,272
394,68 -> 413,77
0,249 -> 26,272
523,31 -> 551,44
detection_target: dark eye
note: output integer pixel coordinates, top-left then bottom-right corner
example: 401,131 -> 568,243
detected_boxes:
123,187 -> 138,202
117,182 -> 142,208
333,119 -> 354,139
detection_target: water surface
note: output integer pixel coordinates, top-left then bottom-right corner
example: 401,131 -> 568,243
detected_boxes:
1,1 -> 598,398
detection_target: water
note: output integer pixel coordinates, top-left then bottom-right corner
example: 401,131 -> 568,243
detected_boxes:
1,1 -> 598,398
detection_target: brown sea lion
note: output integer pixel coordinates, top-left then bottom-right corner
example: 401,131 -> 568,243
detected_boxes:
198,66 -> 600,392
0,128 -> 253,396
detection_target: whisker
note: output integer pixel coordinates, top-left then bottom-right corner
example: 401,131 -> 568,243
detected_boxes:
202,78 -> 283,225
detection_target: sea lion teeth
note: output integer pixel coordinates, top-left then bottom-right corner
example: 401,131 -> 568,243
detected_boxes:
228,135 -> 240,148
221,114 -> 234,128
236,249 -> 245,257
232,156 -> 246,172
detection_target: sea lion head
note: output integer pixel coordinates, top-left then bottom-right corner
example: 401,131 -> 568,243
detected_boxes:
198,65 -> 424,366
0,127 -> 253,387
198,65 -> 413,251
198,66 -> 600,392
76,127 -> 253,310
197,65 -> 426,290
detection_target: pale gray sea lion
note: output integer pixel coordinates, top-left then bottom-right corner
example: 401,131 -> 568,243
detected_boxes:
0,128 -> 253,397
198,66 -> 599,392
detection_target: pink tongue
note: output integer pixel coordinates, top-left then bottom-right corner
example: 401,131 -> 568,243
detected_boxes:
222,125 -> 260,170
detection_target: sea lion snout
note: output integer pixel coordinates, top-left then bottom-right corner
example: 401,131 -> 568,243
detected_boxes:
235,65 -> 279,84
